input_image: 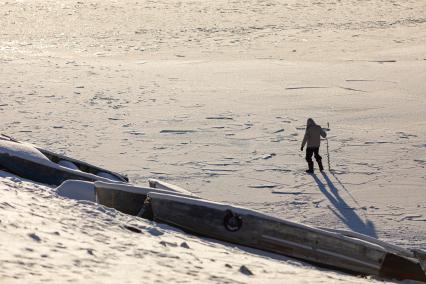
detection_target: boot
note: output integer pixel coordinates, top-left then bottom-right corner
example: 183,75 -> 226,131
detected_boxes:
306,161 -> 314,174
317,159 -> 324,172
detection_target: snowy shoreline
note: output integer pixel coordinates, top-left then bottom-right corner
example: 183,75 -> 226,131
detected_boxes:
0,135 -> 426,281
1,0 -> 425,282
0,172 -> 401,283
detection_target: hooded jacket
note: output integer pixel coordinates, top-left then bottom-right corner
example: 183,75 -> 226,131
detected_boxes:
301,118 -> 327,148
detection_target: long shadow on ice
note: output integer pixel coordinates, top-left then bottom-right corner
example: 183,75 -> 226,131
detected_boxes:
312,173 -> 377,238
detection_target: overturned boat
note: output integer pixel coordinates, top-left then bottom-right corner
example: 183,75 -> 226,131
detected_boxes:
0,134 -> 128,185
144,192 -> 426,282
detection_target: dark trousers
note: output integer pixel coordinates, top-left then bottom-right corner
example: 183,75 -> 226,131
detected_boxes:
305,147 -> 322,163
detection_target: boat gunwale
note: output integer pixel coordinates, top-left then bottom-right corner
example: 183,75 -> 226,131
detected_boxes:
95,181 -> 198,199
148,192 -> 388,253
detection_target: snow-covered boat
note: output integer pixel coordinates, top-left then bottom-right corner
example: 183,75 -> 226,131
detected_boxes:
94,180 -> 197,216
146,192 -> 426,282
0,134 -> 128,185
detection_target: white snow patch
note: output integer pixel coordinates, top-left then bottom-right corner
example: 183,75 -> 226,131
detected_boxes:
55,180 -> 96,201
0,139 -> 54,167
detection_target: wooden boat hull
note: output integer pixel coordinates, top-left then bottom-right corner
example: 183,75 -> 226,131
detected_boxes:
0,135 -> 128,185
37,147 -> 128,183
148,192 -> 426,282
94,181 -> 197,216
0,154 -> 117,186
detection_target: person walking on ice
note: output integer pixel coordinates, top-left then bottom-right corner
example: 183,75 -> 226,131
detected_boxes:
301,118 -> 327,173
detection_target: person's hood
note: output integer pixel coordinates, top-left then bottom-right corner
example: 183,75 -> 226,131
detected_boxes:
307,118 -> 316,127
